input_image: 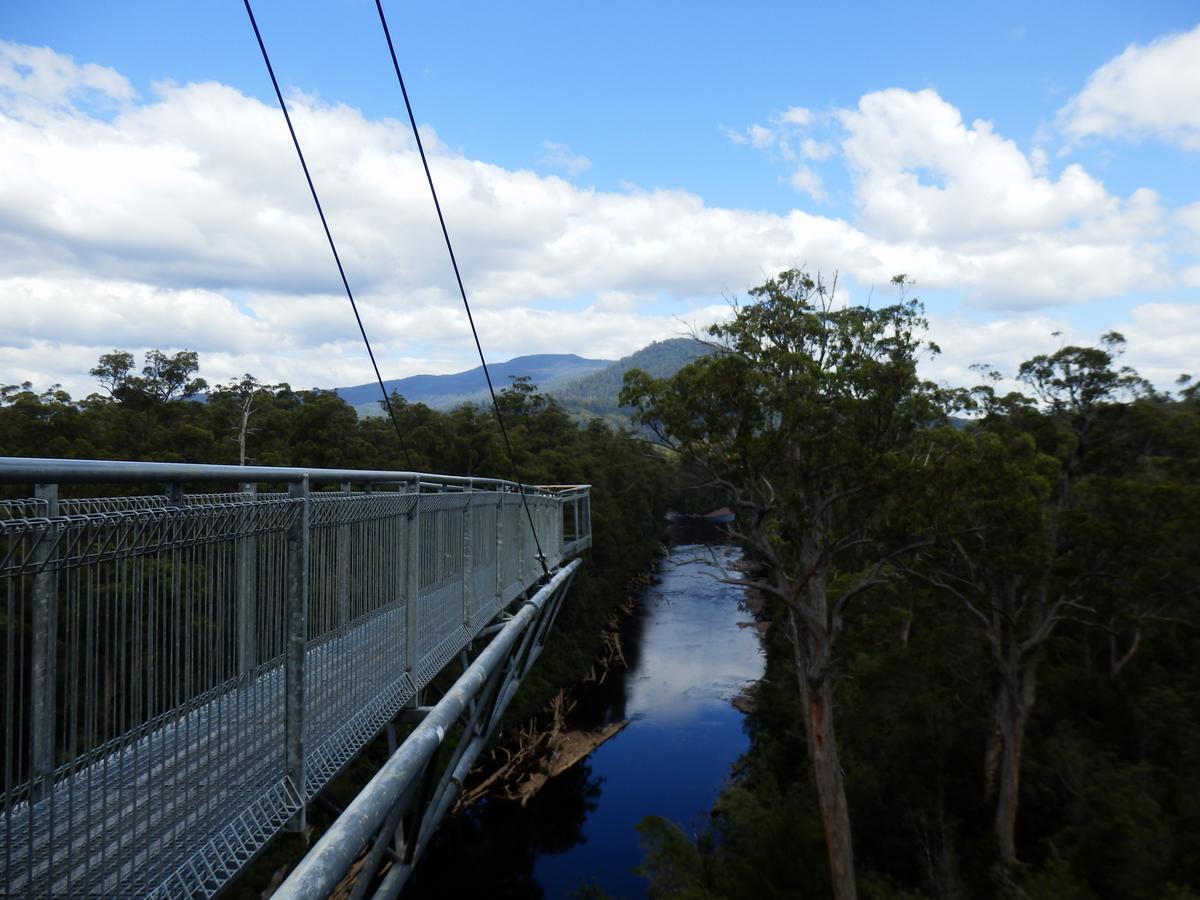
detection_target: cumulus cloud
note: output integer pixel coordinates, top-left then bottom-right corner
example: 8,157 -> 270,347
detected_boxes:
836,88 -> 1169,303
925,303 -> 1200,396
778,106 -> 812,127
788,165 -> 826,200
725,106 -> 835,199
0,42 -> 1193,397
0,40 -> 133,106
1059,24 -> 1200,149
1115,302 -> 1200,386
720,122 -> 775,148
538,140 -> 591,176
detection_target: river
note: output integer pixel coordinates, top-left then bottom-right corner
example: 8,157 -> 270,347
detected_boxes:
407,543 -> 764,899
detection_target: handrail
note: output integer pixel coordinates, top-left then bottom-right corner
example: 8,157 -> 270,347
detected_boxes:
0,456 -> 569,493
0,457 -> 591,897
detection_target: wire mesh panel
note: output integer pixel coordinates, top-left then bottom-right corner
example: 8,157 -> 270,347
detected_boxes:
0,494 -> 297,897
498,496 -> 523,601
471,496 -> 500,621
303,491 -> 416,794
0,460 -> 590,899
413,494 -> 467,679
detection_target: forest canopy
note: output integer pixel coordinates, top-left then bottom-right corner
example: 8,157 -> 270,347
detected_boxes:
622,269 -> 1200,900
3,270 -> 1198,898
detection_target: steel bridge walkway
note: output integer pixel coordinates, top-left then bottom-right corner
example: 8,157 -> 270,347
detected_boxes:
0,458 -> 590,898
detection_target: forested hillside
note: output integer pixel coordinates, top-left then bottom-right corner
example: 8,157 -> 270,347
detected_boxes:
336,353 -> 611,414
551,338 -> 712,423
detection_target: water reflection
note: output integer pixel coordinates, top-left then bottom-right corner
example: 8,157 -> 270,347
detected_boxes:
408,544 -> 763,899
407,762 -> 603,899
625,545 -> 759,723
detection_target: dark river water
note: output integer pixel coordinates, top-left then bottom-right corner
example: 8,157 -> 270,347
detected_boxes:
407,543 -> 764,899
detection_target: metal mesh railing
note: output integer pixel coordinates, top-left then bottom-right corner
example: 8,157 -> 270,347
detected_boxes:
0,458 -> 590,898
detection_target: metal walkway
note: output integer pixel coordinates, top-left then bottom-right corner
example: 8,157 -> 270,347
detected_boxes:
0,458 -> 590,898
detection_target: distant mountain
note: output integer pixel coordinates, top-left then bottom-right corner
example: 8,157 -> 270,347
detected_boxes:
551,338 -> 713,422
338,353 -> 612,414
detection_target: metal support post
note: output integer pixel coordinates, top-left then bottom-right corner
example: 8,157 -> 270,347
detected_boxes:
30,482 -> 59,800
461,494 -> 473,629
517,497 -> 526,583
237,482 -> 257,684
404,497 -> 421,684
165,481 -> 183,506
338,480 -> 351,633
494,496 -> 504,601
285,476 -> 310,830
572,497 -> 580,544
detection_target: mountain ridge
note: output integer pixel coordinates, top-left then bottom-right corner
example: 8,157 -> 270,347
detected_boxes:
337,339 -> 712,420
337,353 -> 611,414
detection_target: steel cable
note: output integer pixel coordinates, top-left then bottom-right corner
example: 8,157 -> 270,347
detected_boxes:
372,0 -> 551,577
242,0 -> 414,470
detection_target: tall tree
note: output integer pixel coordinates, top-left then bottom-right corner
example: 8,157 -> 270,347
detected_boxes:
209,374 -> 276,465
909,333 -> 1154,866
621,270 -> 946,899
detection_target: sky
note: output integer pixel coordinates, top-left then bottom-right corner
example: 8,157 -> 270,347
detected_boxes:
1,0 -> 1198,398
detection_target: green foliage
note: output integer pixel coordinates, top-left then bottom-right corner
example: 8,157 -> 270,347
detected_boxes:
627,271 -> 1200,899
635,817 -> 720,900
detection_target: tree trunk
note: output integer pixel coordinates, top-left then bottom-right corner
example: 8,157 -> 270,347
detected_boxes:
789,608 -> 857,900
989,659 -> 1036,866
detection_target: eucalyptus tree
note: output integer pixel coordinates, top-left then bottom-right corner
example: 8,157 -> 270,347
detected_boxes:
908,333 -> 1157,867
621,269 -> 947,900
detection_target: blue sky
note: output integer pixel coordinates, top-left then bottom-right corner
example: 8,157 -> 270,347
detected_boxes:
1,1 -> 1197,395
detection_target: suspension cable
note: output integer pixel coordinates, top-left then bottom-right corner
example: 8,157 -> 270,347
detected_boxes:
373,0 -> 551,577
242,0 -> 414,470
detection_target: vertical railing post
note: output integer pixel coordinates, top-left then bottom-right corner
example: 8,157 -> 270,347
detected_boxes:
337,481 -> 351,633
572,496 -> 580,545
404,492 -> 421,686
494,494 -> 504,602
285,476 -> 310,830
461,491 -> 473,629
165,482 -> 183,506
30,482 -> 59,800
237,482 -> 257,685
517,491 -> 526,584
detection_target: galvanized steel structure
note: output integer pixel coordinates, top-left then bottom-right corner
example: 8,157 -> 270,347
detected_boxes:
0,457 -> 590,897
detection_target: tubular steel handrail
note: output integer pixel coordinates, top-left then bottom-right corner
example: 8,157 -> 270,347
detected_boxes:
0,457 -> 591,898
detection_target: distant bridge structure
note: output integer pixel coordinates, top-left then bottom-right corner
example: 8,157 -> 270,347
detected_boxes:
0,457 -> 590,898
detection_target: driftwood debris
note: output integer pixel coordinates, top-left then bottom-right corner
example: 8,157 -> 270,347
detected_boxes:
455,690 -> 629,811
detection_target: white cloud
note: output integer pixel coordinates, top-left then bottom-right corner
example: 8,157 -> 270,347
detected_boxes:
926,313 -> 1072,390
1116,302 -> 1200,386
747,123 -> 775,149
925,303 -> 1200,395
726,108 -> 833,203
538,140 -> 591,177
0,40 -> 133,106
836,88 -> 1169,301
1058,24 -> 1200,149
778,106 -> 812,127
0,43 -> 1193,398
721,123 -> 775,149
800,138 -> 834,161
787,165 -> 826,200
719,124 -> 747,145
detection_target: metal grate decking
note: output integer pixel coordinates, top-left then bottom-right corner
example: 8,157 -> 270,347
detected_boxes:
0,459 -> 591,898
